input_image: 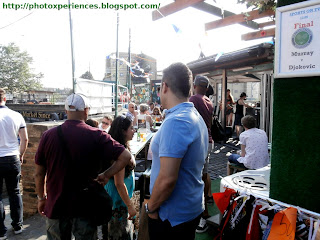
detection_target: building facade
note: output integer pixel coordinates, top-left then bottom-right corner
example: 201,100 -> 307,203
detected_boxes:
104,52 -> 157,87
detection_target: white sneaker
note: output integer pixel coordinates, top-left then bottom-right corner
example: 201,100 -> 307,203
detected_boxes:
196,217 -> 208,233
13,225 -> 23,234
0,235 -> 7,240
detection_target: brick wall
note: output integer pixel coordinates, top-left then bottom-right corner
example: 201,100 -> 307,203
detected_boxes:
22,122 -> 60,218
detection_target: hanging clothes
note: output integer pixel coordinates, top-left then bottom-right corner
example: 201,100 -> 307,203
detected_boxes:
222,196 -> 256,239
214,188 -> 320,240
246,204 -> 263,240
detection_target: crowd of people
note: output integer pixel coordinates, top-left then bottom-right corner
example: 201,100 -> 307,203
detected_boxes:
0,62 -> 270,240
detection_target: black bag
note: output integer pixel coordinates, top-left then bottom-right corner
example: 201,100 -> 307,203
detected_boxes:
76,181 -> 113,226
211,116 -> 226,142
57,125 -> 113,226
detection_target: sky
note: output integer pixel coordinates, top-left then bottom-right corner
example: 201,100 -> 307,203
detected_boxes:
0,0 -> 273,89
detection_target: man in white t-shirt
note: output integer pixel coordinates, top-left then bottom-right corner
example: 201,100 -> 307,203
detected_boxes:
0,88 -> 29,238
228,115 -> 269,172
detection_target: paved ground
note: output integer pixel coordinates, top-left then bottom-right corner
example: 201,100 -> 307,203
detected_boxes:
3,198 -> 46,239
2,139 -> 240,239
209,139 -> 240,180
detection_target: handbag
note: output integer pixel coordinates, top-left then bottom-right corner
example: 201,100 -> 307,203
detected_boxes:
57,125 -> 113,226
211,116 -> 226,142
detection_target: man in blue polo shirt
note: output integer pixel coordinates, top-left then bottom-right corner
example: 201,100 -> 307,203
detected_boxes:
146,63 -> 208,240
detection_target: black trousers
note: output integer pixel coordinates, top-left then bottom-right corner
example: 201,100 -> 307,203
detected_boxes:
148,214 -> 201,240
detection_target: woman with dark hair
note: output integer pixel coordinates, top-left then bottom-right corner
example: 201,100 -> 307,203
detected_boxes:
102,115 -> 136,240
234,92 -> 253,138
151,106 -> 163,121
226,89 -> 235,126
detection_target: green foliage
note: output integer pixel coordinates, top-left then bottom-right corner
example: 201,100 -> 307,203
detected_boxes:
237,0 -> 276,12
80,71 -> 94,80
0,42 -> 43,93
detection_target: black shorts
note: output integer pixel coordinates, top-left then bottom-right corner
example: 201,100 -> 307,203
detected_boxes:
234,114 -> 243,126
226,108 -> 233,115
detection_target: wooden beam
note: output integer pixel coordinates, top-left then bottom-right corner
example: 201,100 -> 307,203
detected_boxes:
205,9 -> 274,31
152,0 -> 204,21
192,2 -> 259,29
206,63 -> 274,78
241,28 -> 275,41
258,21 -> 275,29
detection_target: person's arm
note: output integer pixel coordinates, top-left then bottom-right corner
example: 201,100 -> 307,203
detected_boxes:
231,96 -> 235,105
114,169 -> 136,220
240,99 -> 252,108
95,149 -> 132,185
147,156 -> 181,219
133,111 -> 138,126
240,144 -> 246,157
34,164 -> 47,216
18,127 -> 28,164
147,115 -> 153,127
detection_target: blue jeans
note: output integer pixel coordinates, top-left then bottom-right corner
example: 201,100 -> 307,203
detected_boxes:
228,154 -> 247,169
0,155 -> 23,236
46,217 -> 97,240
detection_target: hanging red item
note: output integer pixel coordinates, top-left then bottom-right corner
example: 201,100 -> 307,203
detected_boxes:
213,188 -> 237,214
246,205 -> 262,240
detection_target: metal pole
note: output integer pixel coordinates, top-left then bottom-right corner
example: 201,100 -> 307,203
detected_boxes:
128,28 -> 132,96
68,0 -> 76,93
115,12 -> 119,117
221,69 -> 227,140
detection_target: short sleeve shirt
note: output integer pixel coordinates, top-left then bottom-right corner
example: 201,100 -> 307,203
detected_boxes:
0,106 -> 26,157
126,111 -> 134,121
35,120 -> 125,218
150,102 -> 208,226
237,128 -> 270,169
189,94 -> 213,143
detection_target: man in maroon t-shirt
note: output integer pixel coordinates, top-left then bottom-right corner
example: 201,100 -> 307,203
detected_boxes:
34,93 -> 132,239
189,75 -> 213,233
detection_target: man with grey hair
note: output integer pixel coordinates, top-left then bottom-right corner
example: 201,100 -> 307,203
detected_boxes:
126,102 -> 138,126
35,93 -> 133,239
0,88 -> 28,239
147,63 -> 208,240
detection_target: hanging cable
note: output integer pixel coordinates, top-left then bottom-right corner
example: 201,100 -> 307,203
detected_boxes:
0,12 -> 34,30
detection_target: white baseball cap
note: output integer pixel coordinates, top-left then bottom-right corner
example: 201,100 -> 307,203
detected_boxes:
65,93 -> 90,111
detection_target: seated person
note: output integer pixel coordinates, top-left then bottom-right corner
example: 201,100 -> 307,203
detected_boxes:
126,102 -> 138,126
148,102 -> 155,115
137,103 -> 153,131
151,106 -> 163,121
228,115 -> 269,172
98,115 -> 113,133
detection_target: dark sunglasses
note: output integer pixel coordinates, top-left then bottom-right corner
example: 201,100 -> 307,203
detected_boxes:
102,121 -> 109,125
